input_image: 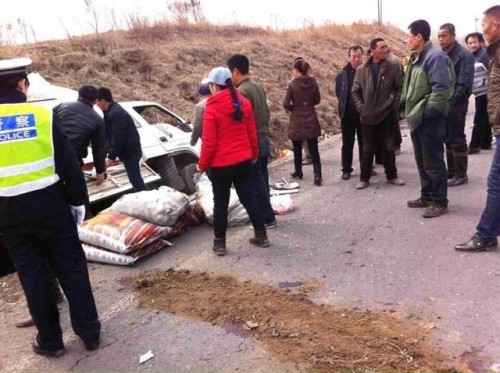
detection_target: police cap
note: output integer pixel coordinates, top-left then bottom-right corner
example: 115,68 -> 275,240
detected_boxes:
0,58 -> 32,81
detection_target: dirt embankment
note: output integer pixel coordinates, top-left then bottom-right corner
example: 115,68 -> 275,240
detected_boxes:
2,22 -> 407,151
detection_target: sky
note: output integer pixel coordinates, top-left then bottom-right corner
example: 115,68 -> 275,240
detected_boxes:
0,0 -> 498,44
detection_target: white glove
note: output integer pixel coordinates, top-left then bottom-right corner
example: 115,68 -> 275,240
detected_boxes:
69,205 -> 86,224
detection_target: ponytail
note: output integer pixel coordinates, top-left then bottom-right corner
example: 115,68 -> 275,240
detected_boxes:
225,78 -> 244,121
292,59 -> 311,76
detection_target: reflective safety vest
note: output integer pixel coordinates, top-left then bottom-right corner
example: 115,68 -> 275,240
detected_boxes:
0,103 -> 60,196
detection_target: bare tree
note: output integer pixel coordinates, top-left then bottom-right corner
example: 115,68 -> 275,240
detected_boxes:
84,0 -> 107,55
59,18 -> 76,48
167,0 -> 205,25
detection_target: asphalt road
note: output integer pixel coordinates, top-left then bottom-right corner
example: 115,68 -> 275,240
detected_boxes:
1,102 -> 499,372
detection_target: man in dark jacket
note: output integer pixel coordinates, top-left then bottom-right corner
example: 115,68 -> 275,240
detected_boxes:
466,32 -> 493,154
335,45 -> 364,180
351,38 -> 405,190
0,58 -> 101,356
96,87 -> 146,192
455,5 -> 500,252
54,85 -> 106,184
438,23 -> 475,187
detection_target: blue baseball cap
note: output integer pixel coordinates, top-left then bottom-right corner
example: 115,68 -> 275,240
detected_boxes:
206,66 -> 231,86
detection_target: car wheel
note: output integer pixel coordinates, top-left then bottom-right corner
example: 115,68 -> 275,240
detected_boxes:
179,163 -> 198,195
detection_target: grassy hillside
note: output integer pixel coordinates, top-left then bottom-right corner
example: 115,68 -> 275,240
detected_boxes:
1,22 -> 407,152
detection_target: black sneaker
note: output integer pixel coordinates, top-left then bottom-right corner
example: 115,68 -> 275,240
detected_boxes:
251,221 -> 277,230
264,220 -> 278,229
341,172 -> 351,180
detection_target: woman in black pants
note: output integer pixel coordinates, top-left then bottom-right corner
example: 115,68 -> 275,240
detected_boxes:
283,58 -> 323,185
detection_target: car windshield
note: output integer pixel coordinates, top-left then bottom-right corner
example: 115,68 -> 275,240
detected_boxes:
134,105 -> 185,127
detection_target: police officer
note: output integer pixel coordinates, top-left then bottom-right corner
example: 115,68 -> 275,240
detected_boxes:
0,58 -> 101,357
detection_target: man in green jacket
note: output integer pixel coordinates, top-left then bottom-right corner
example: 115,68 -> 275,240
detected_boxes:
227,54 -> 277,229
401,19 -> 456,218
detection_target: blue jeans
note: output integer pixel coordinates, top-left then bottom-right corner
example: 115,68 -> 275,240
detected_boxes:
211,160 -> 265,238
476,136 -> 500,240
121,152 -> 147,192
410,115 -> 448,206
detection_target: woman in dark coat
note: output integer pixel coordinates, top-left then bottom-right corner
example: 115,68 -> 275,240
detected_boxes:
283,58 -> 322,185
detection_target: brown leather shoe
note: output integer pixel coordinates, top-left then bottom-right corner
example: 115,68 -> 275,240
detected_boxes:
455,236 -> 498,252
356,180 -> 369,190
407,198 -> 429,208
32,340 -> 65,358
212,238 -> 227,256
423,204 -> 448,218
387,177 -> 405,186
15,317 -> 35,328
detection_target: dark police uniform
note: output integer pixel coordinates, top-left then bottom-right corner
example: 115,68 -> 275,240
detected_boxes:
0,58 -> 100,355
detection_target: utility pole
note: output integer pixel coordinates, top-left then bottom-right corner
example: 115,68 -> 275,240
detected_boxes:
474,15 -> 479,32
377,0 -> 383,25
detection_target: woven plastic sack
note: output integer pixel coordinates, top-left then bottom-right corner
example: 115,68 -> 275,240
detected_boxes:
82,243 -> 134,266
82,239 -> 172,266
196,173 -> 249,226
110,186 -> 189,227
78,211 -> 170,254
166,196 -> 206,239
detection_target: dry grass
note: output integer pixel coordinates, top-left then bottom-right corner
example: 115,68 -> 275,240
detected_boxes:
1,21 -> 407,151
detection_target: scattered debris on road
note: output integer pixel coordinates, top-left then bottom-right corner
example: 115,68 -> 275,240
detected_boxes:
139,350 -> 154,364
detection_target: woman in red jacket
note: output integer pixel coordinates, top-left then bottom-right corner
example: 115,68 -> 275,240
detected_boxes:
197,67 -> 270,256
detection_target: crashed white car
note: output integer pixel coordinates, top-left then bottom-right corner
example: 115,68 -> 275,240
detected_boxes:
27,73 -> 200,204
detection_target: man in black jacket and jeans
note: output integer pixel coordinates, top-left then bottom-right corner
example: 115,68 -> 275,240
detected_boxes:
96,87 -> 147,192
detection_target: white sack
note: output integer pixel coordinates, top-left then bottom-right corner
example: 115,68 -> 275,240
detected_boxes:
195,173 -> 249,226
110,186 -> 189,227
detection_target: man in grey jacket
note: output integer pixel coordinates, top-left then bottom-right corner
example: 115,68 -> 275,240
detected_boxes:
351,38 -> 405,190
438,23 -> 475,187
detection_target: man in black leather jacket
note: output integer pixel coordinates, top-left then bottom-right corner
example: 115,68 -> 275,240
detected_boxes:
54,85 -> 106,185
